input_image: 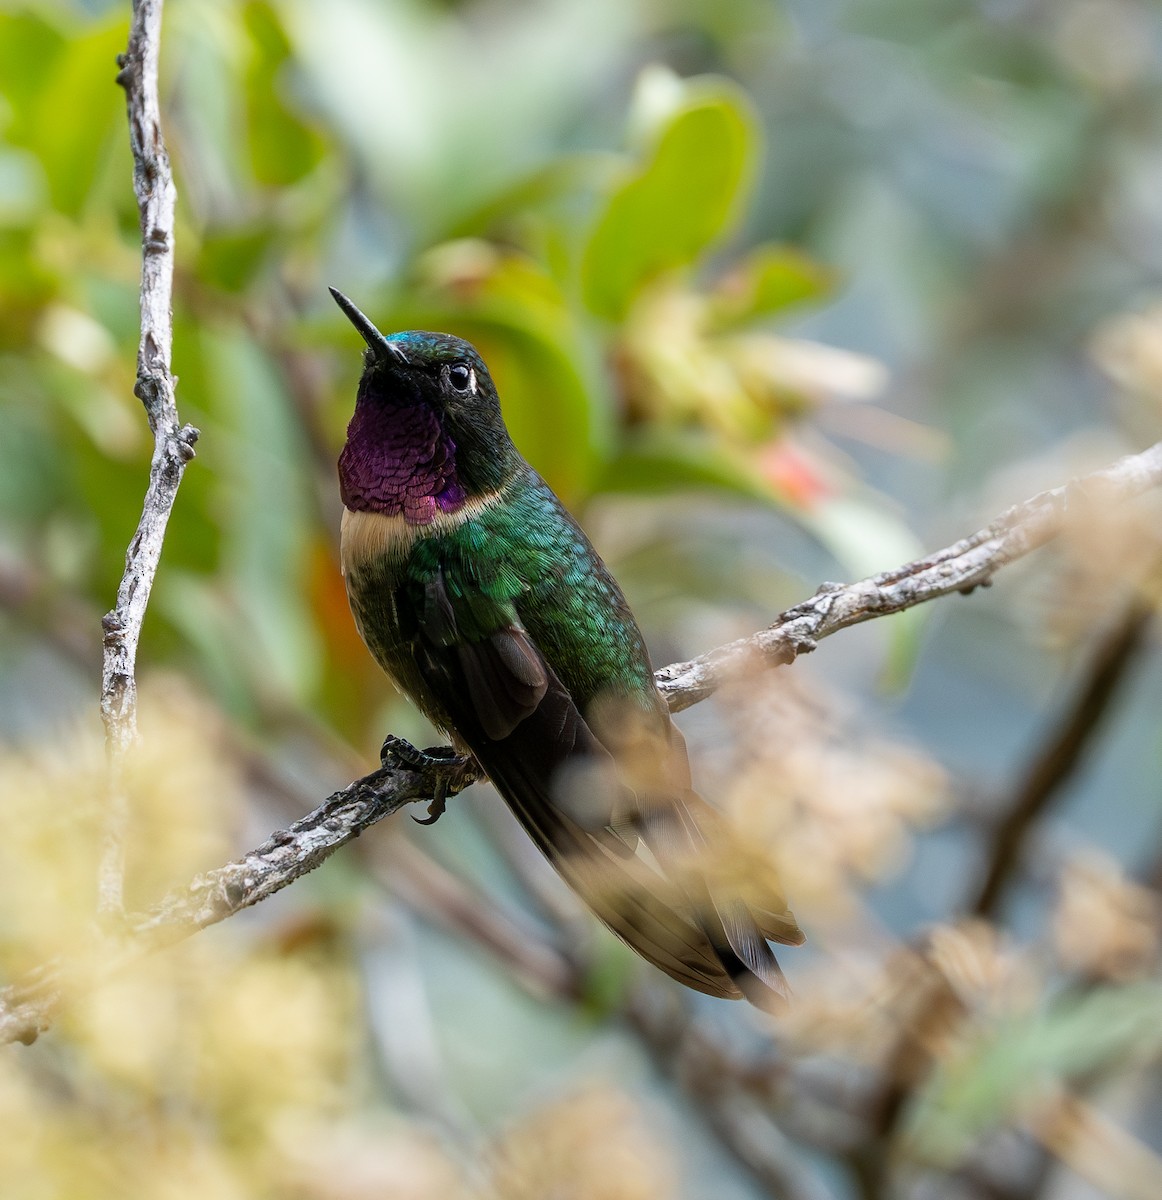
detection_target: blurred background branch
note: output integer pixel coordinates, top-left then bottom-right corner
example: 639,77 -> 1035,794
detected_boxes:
971,593 -> 1156,920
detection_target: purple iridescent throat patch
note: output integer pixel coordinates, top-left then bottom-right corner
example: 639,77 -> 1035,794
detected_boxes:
338,397 -> 467,524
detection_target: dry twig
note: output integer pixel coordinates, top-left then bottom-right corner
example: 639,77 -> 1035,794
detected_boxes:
656,441 -> 1162,711
100,0 -> 198,915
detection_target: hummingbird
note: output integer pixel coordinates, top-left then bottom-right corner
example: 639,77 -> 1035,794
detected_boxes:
331,287 -> 803,1006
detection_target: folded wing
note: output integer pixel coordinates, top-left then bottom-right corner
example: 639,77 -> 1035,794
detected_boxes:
402,566 -> 803,1004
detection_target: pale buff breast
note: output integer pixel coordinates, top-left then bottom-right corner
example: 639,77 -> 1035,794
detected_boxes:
338,497 -> 504,730
338,491 -> 506,578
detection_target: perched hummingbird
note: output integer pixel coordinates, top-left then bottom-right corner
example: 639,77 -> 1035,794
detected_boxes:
331,287 -> 803,1006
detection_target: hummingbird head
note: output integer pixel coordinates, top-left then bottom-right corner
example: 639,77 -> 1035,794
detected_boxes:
331,288 -> 520,523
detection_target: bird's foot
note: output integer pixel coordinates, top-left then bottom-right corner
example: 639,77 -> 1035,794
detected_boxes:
379,735 -> 465,771
379,735 -> 477,826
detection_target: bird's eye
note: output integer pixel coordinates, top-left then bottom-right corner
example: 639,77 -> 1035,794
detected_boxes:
448,363 -> 473,393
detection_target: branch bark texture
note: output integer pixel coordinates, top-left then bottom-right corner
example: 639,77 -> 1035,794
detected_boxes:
100,0 -> 198,913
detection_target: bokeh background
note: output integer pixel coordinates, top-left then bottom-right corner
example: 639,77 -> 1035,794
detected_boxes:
2,1 -> 1162,1197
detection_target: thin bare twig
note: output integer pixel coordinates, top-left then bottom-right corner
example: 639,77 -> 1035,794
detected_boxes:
657,441 -> 1162,712
101,0 -> 198,914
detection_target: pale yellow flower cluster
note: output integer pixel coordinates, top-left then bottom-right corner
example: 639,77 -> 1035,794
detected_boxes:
619,278 -> 886,441
0,683 -> 358,1199
485,1085 -> 677,1200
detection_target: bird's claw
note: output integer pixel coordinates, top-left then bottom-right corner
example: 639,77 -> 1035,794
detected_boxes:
378,735 -> 475,827
412,791 -> 449,826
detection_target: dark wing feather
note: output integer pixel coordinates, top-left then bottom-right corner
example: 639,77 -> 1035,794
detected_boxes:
405,568 -> 796,1004
457,627 -> 548,741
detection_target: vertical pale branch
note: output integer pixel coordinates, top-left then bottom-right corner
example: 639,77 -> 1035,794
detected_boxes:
101,0 -> 198,914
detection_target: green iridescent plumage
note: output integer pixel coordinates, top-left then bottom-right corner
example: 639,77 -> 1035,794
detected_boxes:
347,468 -> 658,727
332,288 -> 802,1005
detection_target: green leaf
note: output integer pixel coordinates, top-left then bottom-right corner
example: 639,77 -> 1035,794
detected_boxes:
25,18 -> 127,217
156,574 -> 258,721
197,225 -> 275,292
800,493 -> 923,581
710,243 -> 836,328
582,80 -> 758,321
879,604 -> 928,693
495,329 -> 605,505
595,429 -> 771,501
0,14 -> 66,145
445,153 -> 617,242
0,362 -> 68,523
200,330 -> 321,703
0,231 -> 54,343
243,0 -> 326,187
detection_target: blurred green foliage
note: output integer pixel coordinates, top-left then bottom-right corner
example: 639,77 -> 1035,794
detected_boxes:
0,0 -> 910,745
581,74 -> 758,320
912,981 -> 1162,1165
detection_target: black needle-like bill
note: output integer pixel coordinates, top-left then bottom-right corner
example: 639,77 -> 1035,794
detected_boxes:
329,287 -> 407,363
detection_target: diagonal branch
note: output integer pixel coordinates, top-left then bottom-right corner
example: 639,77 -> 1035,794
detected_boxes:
128,748 -> 481,947
656,440 -> 1162,711
4,440 -> 1161,1045
101,0 -> 198,914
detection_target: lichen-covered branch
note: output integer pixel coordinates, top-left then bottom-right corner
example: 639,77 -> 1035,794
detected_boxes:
100,0 -> 198,913
656,440 -> 1162,712
129,749 -> 481,946
4,440 -> 1161,1045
